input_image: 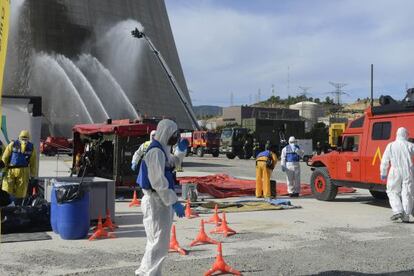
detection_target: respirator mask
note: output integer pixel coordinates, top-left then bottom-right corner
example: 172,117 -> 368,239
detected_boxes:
167,130 -> 180,146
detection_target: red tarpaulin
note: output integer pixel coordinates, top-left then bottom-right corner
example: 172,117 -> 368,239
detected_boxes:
178,174 -> 355,198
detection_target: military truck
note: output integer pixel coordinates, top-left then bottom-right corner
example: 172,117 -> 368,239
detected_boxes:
220,118 -> 305,159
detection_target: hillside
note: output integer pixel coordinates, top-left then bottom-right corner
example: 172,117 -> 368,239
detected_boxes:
193,105 -> 223,119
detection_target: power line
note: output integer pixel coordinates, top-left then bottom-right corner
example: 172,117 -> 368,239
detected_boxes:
328,82 -> 348,105
298,86 -> 311,98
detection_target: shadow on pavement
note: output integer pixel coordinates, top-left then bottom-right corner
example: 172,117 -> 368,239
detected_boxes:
309,270 -> 414,275
115,213 -> 143,226
115,225 -> 146,238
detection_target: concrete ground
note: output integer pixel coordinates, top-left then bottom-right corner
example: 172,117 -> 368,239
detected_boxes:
2,155 -> 414,276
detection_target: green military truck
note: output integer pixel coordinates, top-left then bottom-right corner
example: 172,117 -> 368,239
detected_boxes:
220,118 -> 305,159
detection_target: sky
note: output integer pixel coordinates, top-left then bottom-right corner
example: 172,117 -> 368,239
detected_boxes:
165,0 -> 414,107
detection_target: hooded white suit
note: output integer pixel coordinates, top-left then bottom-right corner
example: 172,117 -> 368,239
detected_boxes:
136,120 -> 181,276
380,127 -> 414,220
281,136 -> 304,194
132,130 -> 156,167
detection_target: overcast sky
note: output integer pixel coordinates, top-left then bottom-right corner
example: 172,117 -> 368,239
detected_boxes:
165,0 -> 414,106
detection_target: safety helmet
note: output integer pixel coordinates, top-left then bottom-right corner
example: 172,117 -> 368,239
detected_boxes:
19,130 -> 30,140
288,136 -> 296,144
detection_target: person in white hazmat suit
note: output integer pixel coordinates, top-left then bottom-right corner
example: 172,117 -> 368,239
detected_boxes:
135,119 -> 186,276
131,130 -> 156,172
281,136 -> 304,197
380,127 -> 414,223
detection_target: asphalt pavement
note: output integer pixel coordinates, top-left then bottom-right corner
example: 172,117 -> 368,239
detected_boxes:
2,155 -> 414,276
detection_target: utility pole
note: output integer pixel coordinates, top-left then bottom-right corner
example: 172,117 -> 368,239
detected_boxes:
258,88 -> 261,103
328,82 -> 348,105
271,84 -> 275,98
287,66 -> 290,96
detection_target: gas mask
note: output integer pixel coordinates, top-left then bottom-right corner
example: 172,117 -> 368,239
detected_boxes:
167,130 -> 180,146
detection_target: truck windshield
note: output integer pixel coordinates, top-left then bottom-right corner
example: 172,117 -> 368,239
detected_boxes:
207,132 -> 219,140
221,129 -> 232,139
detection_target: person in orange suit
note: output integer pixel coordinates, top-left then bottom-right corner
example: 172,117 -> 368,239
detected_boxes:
255,144 -> 277,198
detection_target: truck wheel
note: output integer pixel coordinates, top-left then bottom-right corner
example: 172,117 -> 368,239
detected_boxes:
196,147 -> 204,157
212,151 -> 219,157
310,167 -> 338,201
369,190 -> 388,200
237,154 -> 245,159
226,153 -> 235,159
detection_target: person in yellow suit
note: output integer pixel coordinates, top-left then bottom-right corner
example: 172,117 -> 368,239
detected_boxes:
2,130 -> 37,205
255,144 -> 278,198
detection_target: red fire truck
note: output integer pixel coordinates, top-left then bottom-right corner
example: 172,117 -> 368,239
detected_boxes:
309,92 -> 414,201
181,130 -> 220,157
72,119 -> 156,188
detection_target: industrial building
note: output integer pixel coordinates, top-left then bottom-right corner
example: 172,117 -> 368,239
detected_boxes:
289,101 -> 325,131
5,0 -> 194,137
222,106 -> 300,125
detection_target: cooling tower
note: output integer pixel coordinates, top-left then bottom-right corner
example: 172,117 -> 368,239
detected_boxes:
5,0 -> 194,136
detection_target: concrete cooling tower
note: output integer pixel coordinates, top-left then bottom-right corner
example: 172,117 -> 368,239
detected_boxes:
5,0 -> 194,137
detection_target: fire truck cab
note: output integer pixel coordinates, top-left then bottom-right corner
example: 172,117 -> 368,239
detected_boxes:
309,92 -> 414,201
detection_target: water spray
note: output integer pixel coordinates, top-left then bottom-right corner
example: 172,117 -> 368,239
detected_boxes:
131,27 -> 200,130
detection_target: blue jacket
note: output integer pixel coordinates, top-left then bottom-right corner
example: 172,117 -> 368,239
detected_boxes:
10,140 -> 33,167
136,140 -> 175,191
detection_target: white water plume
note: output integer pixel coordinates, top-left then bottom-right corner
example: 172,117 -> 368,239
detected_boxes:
55,54 -> 109,123
28,53 -> 93,136
96,19 -> 144,99
76,53 -> 139,120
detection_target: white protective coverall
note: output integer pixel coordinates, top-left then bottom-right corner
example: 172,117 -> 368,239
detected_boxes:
380,127 -> 414,219
136,120 -> 182,276
132,130 -> 156,167
281,136 -> 304,194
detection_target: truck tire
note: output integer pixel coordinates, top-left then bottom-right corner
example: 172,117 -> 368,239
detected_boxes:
369,190 -> 388,200
226,153 -> 235,159
310,167 -> 338,201
212,151 -> 219,157
196,147 -> 204,157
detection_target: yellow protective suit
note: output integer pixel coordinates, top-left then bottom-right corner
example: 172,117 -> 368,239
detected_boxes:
255,151 -> 277,198
2,140 -> 37,198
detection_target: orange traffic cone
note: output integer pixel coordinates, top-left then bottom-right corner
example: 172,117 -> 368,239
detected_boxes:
89,214 -> 116,241
169,224 -> 188,255
185,199 -> 199,219
206,204 -> 222,226
102,209 -> 118,232
190,219 -> 219,247
210,212 -> 236,237
129,190 -> 141,207
204,243 -> 241,276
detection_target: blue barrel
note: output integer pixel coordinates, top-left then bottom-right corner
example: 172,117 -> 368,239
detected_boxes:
50,186 -> 59,234
57,184 -> 90,240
